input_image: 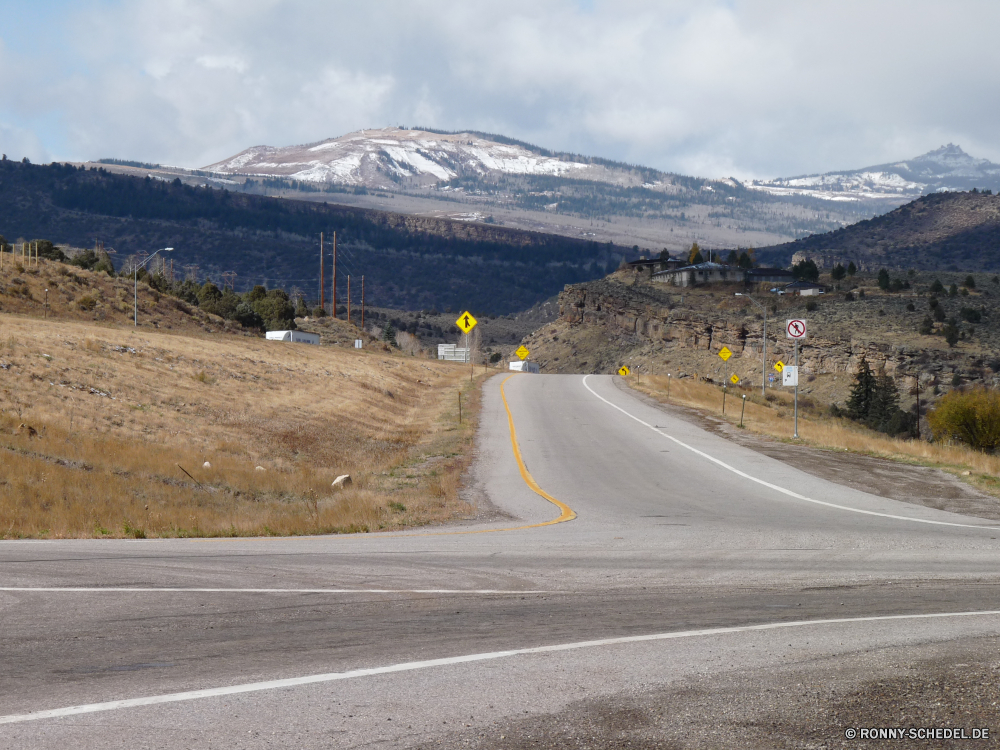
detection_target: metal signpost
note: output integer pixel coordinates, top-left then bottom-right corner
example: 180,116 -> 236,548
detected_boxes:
455,311 -> 478,380
785,319 -> 807,437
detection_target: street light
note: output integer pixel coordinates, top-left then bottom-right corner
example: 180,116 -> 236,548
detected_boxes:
135,248 -> 173,327
735,292 -> 767,397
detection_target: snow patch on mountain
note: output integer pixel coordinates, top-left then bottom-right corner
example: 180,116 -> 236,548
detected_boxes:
204,127 -> 592,187
750,144 -> 1000,203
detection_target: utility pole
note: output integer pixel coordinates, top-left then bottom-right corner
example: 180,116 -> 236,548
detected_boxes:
332,231 -> 337,318
319,232 -> 324,314
347,275 -> 351,325
361,275 -> 365,330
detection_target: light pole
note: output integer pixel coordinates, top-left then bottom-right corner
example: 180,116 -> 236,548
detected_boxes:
135,248 -> 173,327
735,292 -> 767,397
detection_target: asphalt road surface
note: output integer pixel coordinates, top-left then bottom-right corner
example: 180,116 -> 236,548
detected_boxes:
4,373 -> 1000,749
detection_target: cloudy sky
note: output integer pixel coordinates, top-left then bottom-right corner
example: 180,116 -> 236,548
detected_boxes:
1,0 -> 997,179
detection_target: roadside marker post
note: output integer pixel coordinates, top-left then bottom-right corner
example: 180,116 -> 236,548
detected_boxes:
455,311 -> 478,381
785,319 -> 807,438
740,394 -> 746,428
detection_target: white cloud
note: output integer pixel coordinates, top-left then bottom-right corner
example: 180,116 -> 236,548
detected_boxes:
1,0 -> 999,178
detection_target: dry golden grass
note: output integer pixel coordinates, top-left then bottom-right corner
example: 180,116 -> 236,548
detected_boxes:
633,375 -> 1000,496
0,314 -> 485,539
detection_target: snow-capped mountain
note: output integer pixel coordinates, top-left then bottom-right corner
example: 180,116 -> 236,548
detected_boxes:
205,127 -> 606,188
750,144 -> 1000,202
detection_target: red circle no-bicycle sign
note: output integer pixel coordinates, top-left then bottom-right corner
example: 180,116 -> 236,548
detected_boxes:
786,319 -> 807,339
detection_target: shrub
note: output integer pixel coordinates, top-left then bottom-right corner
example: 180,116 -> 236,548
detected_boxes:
805,298 -> 818,312
906,302 -> 915,311
930,279 -> 945,294
964,275 -> 976,289
949,283 -> 959,297
877,269 -> 890,290
942,323 -> 960,347
928,387 -> 1000,451
933,305 -> 946,322
918,316 -> 933,335
960,307 -> 982,323
844,291 -> 855,301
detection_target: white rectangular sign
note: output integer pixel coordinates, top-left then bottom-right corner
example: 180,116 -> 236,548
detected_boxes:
786,319 -> 807,339
782,366 -> 799,386
354,339 -> 363,349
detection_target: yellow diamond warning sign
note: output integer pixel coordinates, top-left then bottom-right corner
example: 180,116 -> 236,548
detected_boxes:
455,311 -> 478,334
718,346 -> 732,361
515,345 -> 529,360
774,361 -> 785,372
617,365 -> 631,377
730,374 -> 740,384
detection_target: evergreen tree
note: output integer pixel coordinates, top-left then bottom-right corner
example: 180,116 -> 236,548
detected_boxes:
845,357 -> 877,420
877,268 -> 890,290
867,370 -> 899,431
930,279 -> 944,294
831,263 -> 846,281
847,261 -> 857,276
382,323 -> 398,346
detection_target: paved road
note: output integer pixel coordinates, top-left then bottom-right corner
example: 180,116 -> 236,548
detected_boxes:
3,374 -> 1000,748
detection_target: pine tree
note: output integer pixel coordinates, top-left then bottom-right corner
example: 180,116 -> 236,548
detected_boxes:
846,357 -> 877,420
867,370 -> 900,431
382,323 -> 398,347
847,261 -> 857,276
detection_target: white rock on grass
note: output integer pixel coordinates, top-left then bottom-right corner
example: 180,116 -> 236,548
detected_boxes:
255,466 -> 266,472
332,474 -> 352,489
203,461 -> 212,469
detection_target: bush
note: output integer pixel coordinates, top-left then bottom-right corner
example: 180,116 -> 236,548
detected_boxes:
844,291 -> 855,301
918,316 -> 933,335
960,307 -> 982,323
964,275 -> 976,289
805,298 -> 818,312
933,305 -> 946,322
928,387 -> 1000,451
311,305 -> 327,318
949,283 -> 958,297
942,323 -> 960,347
877,269 -> 890,290
930,279 -> 944,294
906,302 -> 915,311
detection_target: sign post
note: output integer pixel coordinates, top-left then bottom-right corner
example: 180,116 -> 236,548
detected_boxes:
455,311 -> 478,381
785,319 -> 807,437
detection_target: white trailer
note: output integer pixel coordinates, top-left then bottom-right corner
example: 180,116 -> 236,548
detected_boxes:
509,360 -> 540,373
265,330 -> 321,345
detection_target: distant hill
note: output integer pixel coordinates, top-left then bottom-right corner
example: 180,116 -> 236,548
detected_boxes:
751,144 -> 1000,203
0,159 -> 623,314
756,190 -> 1000,271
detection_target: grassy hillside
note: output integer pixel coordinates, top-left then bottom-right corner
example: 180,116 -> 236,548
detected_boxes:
0,159 -> 621,314
0,258 -> 486,539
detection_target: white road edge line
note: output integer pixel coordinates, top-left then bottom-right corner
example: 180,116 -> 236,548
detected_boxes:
583,375 -> 1000,530
0,588 -> 548,594
2,609 -> 1000,725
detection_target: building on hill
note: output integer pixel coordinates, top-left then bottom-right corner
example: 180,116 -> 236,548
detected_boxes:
745,267 -> 795,285
627,255 -> 685,277
779,280 -> 827,296
652,261 -> 745,287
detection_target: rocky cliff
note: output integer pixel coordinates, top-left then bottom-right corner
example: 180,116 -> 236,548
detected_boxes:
520,269 -> 1000,401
